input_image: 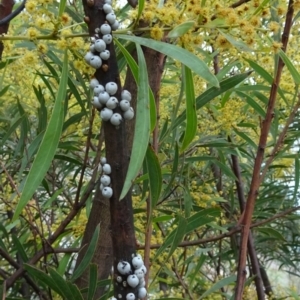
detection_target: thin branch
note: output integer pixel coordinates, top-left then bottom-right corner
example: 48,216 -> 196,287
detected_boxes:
230,145 -> 268,299
260,95 -> 300,182
0,248 -> 49,299
211,0 -> 251,20
235,1 -> 295,298
137,205 -> 300,250
4,167 -> 98,288
0,0 -> 26,26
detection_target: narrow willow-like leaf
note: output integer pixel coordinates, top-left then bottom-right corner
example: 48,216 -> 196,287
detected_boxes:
257,227 -> 285,241
189,254 -> 206,287
162,143 -> 179,199
145,146 -> 162,210
136,0 -> 145,21
236,91 -> 266,117
18,131 -> 44,181
244,58 -> 287,102
167,215 -> 187,259
58,0 -> 67,17
71,224 -> 100,281
1,116 -> 24,147
24,265 -> 62,294
172,72 -> 251,130
0,85 -> 9,97
244,58 -> 273,83
233,128 -> 257,149
199,275 -> 237,299
167,21 -> 195,38
154,208 -> 220,260
120,44 -> 150,200
67,282 -> 84,300
49,268 -> 75,299
115,34 -> 219,87
13,51 -> 68,221
218,30 -> 253,52
181,66 -> 197,151
278,49 -> 300,84
114,38 -> 156,131
184,189 -> 192,218
87,264 -> 98,300
12,234 -> 28,262
214,161 -> 237,180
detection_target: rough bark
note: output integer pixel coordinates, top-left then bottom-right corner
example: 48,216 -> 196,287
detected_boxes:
0,0 -> 14,59
76,0 -> 137,298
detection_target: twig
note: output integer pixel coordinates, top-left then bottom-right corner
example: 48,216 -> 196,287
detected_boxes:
137,205 -> 300,250
4,170 -> 97,288
172,257 -> 194,300
230,144 -> 267,299
211,0 -> 251,20
259,95 -> 300,182
0,248 -> 49,299
235,0 -> 295,297
0,0 -> 26,26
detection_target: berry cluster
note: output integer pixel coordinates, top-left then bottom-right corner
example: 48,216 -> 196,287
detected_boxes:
110,254 -> 147,300
90,78 -> 135,126
84,0 -> 119,69
98,157 -> 113,198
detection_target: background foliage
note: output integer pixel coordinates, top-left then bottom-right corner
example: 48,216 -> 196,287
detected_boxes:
1,0 -> 300,299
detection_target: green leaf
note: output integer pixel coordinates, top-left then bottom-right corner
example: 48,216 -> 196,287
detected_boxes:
214,161 -> 237,180
199,275 -> 237,299
145,146 -> 162,210
218,30 -> 253,52
154,208 -> 220,260
185,208 -> 220,234
66,282 -> 84,300
184,189 -> 192,218
136,0 -> 145,21
0,85 -> 9,97
244,58 -> 273,83
18,131 -> 45,181
48,268 -> 75,299
71,224 -> 100,281
236,91 -> 266,117
172,72 -> 251,130
167,215 -> 187,259
256,227 -> 285,241
120,44 -> 150,200
233,128 -> 257,149
181,66 -> 197,152
162,143 -> 179,199
167,21 -> 195,38
24,264 -> 62,294
189,254 -> 206,287
13,51 -> 68,221
87,264 -> 98,300
1,116 -> 24,147
115,34 -> 219,87
12,235 -> 28,262
278,49 -> 300,84
114,38 -> 156,131
58,0 -> 67,17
